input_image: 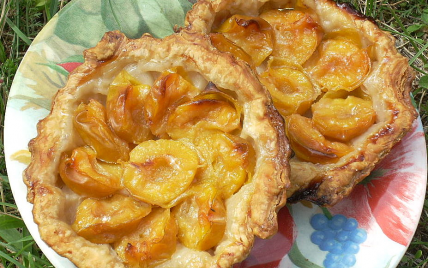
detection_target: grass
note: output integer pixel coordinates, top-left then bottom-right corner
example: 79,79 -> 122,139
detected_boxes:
0,0 -> 427,267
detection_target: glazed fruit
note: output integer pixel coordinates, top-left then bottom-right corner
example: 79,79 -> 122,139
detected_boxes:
215,14 -> 274,66
285,114 -> 352,164
72,194 -> 152,244
260,60 -> 320,117
114,208 -> 178,268
323,28 -> 364,48
312,96 -> 377,142
209,33 -> 253,65
74,100 -> 130,163
259,9 -> 323,65
123,139 -> 199,207
308,38 -> 371,92
166,88 -> 241,138
144,69 -> 200,137
192,131 -> 250,199
59,146 -> 122,198
106,70 -> 152,144
173,186 -> 226,251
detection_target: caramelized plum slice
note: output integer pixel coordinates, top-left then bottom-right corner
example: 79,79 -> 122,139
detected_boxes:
74,100 -> 130,162
260,60 -> 320,117
72,194 -> 151,244
215,14 -> 274,66
59,146 -> 122,197
106,70 -> 152,144
209,33 -> 253,66
324,28 -> 364,48
308,39 -> 371,92
123,139 -> 199,207
114,208 -> 177,268
145,68 -> 200,137
312,96 -> 376,142
173,187 -> 226,251
166,87 -> 241,138
285,114 -> 352,164
193,131 -> 250,199
260,9 -> 323,65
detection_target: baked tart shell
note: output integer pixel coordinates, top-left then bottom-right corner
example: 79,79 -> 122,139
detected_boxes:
24,31 -> 290,267
184,0 -> 418,206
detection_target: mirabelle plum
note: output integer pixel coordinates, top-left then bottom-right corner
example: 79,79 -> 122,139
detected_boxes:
215,14 -> 274,66
145,69 -> 200,137
259,9 -> 323,65
114,208 -> 177,268
123,139 -> 199,207
72,194 -> 151,244
308,39 -> 371,92
312,96 -> 376,142
59,146 -> 122,197
285,114 -> 353,164
74,100 -> 130,163
106,70 -> 152,144
193,131 -> 249,199
166,89 -> 241,139
173,187 -> 226,251
321,87 -> 371,101
209,33 -> 253,66
324,28 -> 364,48
260,60 -> 320,117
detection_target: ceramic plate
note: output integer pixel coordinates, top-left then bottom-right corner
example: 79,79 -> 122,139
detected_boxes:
4,0 -> 427,267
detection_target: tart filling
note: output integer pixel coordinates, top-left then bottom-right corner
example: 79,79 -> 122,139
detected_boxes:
185,0 -> 418,205
24,31 -> 289,268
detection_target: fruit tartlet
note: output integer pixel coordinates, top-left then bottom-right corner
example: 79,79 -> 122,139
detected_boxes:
24,31 -> 290,268
184,0 -> 418,206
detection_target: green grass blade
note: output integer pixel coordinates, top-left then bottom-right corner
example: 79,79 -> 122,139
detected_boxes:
48,0 -> 59,20
8,235 -> 36,244
27,251 -> 37,268
0,214 -> 25,229
0,229 -> 23,250
0,250 -> 26,268
13,241 -> 36,262
0,241 -> 18,255
409,41 -> 428,66
5,17 -> 32,46
0,202 -> 18,209
385,4 -> 428,65
0,41 -> 5,63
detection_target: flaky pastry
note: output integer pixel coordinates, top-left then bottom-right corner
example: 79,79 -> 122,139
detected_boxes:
24,31 -> 290,268
185,0 -> 418,206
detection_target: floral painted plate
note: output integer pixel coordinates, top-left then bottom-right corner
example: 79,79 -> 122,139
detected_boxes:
4,0 -> 427,268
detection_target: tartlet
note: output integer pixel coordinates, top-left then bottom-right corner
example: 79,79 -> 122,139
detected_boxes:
24,31 -> 290,268
184,0 -> 418,206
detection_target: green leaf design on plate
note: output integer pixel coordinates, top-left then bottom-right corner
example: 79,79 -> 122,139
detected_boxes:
60,54 -> 84,63
12,94 -> 53,111
136,0 -> 193,38
288,243 -> 324,268
101,0 -> 148,38
54,0 -> 194,47
53,0 -> 108,48
37,62 -> 69,77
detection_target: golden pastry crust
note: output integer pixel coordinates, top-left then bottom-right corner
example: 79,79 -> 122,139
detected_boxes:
24,31 -> 290,268
185,0 -> 417,206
